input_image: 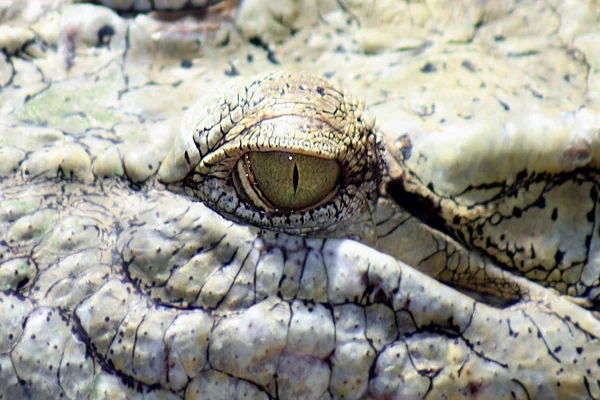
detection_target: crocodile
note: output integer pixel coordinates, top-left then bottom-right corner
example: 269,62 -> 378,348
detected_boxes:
1,1 -> 600,399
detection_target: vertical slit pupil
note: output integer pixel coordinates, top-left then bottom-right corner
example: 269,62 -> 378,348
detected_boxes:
293,162 -> 299,194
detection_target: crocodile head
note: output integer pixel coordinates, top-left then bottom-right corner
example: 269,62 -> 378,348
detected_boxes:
1,1 -> 600,399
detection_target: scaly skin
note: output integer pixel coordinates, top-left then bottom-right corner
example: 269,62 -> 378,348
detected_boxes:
1,1 -> 600,399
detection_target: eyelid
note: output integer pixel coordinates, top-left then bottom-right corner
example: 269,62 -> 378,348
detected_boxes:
158,71 -> 382,234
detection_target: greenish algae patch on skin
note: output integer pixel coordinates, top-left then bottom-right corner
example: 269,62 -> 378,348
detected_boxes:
13,62 -> 126,134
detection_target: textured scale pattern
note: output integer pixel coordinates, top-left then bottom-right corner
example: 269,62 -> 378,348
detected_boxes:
1,1 -> 600,399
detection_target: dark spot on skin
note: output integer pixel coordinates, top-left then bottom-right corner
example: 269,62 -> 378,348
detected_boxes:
461,60 -> 476,72
494,35 -> 505,42
63,26 -> 78,71
316,86 -> 325,96
588,210 -> 595,223
218,32 -> 229,47
534,196 -> 545,208
16,277 -> 29,290
397,134 -> 412,161
551,208 -> 558,221
576,347 -> 583,354
591,186 -> 599,201
515,169 -> 528,182
497,98 -> 510,111
105,316 -> 110,322
554,249 -> 564,265
555,346 -> 562,353
248,36 -> 280,65
466,380 -> 483,395
247,54 -> 254,63
420,62 -> 437,73
97,25 -> 115,48
225,64 -> 240,77
585,235 -> 592,248
181,60 -> 192,69
530,89 -> 543,99
334,45 -> 346,53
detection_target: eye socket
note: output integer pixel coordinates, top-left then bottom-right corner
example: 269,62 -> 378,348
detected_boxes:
158,71 -> 382,235
233,152 -> 340,212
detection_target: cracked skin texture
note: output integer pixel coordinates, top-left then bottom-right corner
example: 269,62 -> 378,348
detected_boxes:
1,0 -> 600,399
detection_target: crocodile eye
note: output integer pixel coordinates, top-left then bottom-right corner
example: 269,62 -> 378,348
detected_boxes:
233,152 -> 341,212
158,71 -> 382,234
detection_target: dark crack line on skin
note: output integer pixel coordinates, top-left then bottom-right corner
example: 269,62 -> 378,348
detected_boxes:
472,192 -> 593,280
511,378 -> 532,400
403,163 -> 600,295
200,365 -> 274,399
565,312 -> 598,341
273,301 -> 294,400
402,339 -> 435,398
213,246 -> 254,310
40,257 -> 107,299
583,186 -> 599,279
376,213 -> 413,238
401,316 -> 511,372
139,231 -> 226,300
66,307 -> 147,391
130,314 -> 146,377
543,309 -> 576,338
294,238 -> 310,296
583,375 -> 600,400
190,246 -> 239,308
118,22 -> 133,93
523,310 -> 561,363
404,161 -> 594,213
457,351 -> 475,380
55,330 -> 69,398
461,301 -> 477,336
0,50 -> 16,88
162,314 -> 182,387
